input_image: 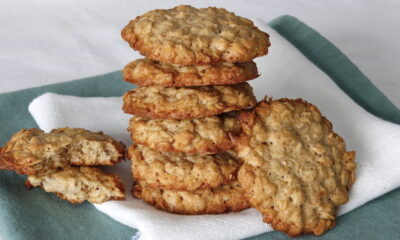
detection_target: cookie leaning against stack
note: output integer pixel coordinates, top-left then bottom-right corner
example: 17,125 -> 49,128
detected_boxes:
121,5 -> 269,215
235,98 -> 356,236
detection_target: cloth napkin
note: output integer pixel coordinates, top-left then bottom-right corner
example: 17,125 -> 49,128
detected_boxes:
28,22 -> 400,240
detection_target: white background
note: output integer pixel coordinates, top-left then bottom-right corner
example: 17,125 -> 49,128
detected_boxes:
0,0 -> 399,239
0,0 -> 399,107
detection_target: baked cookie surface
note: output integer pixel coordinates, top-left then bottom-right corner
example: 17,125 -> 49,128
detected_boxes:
122,83 -> 256,119
132,181 -> 249,215
128,113 -> 241,154
128,144 -> 240,191
26,166 -> 125,204
123,58 -> 258,87
235,98 -> 356,236
0,128 -> 125,175
121,5 -> 270,65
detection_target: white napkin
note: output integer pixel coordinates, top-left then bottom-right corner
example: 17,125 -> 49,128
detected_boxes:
28,25 -> 400,240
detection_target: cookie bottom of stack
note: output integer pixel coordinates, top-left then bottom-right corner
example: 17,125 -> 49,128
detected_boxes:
128,144 -> 249,215
132,181 -> 249,215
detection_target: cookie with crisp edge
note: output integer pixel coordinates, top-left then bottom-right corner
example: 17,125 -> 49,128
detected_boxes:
128,144 -> 240,191
121,5 -> 270,65
122,83 -> 257,119
123,58 -> 259,87
235,98 -> 356,237
25,166 -> 125,204
0,128 -> 125,175
128,113 -> 241,154
132,181 -> 249,215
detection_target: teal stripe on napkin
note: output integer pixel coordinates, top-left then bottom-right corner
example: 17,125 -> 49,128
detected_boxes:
0,16 -> 399,240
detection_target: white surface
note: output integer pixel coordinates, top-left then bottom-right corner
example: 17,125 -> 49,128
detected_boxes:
0,0 -> 399,107
28,24 -> 400,240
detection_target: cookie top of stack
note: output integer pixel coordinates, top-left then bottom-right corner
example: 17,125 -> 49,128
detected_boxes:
121,5 -> 270,66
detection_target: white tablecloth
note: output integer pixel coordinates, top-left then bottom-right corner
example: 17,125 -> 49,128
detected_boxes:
1,1 -> 399,239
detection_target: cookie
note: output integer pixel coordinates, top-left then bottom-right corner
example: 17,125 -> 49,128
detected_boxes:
128,113 -> 241,154
123,58 -> 259,87
132,181 -> 249,215
128,144 -> 240,191
235,98 -> 356,236
122,83 -> 257,119
0,128 -> 125,175
121,5 -> 270,65
26,166 -> 125,204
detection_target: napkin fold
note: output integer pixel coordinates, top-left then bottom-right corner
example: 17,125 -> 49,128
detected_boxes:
28,23 -> 400,240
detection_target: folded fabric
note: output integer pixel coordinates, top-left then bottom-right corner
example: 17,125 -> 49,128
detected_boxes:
28,23 -> 400,240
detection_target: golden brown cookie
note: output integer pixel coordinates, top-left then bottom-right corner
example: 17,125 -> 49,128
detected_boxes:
132,181 -> 249,215
128,144 -> 240,191
235,98 -> 356,237
121,5 -> 270,65
128,113 -> 241,154
123,58 -> 259,87
0,128 -> 125,175
122,83 -> 257,119
26,166 -> 125,204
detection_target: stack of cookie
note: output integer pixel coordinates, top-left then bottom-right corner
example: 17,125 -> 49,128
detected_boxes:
120,5 -> 270,214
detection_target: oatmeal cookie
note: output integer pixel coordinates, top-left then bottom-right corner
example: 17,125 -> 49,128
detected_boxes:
123,58 -> 259,87
0,128 -> 125,175
128,144 -> 240,191
122,83 -> 256,119
132,181 -> 249,214
26,166 -> 125,204
235,98 -> 356,236
128,113 -> 241,154
121,5 -> 270,65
